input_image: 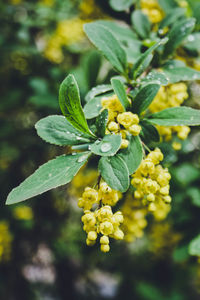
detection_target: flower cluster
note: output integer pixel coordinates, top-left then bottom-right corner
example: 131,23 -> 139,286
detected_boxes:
0,221 -> 13,263
149,223 -> 181,257
44,0 -> 106,63
149,83 -> 190,149
44,18 -> 85,63
78,182 -> 124,252
122,194 -> 148,242
140,0 -> 164,24
131,148 -> 171,212
101,95 -> 141,149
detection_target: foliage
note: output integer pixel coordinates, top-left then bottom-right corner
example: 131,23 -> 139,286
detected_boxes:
1,0 -> 200,299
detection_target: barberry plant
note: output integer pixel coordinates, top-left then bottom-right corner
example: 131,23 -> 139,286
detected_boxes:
6,0 -> 200,253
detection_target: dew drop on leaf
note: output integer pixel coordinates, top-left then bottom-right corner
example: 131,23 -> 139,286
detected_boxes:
100,142 -> 112,153
77,154 -> 88,163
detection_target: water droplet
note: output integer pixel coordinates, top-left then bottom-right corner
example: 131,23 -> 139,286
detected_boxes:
77,154 -> 88,163
188,34 -> 195,42
72,152 -> 77,156
95,140 -> 101,144
49,173 -> 52,177
192,74 -> 198,80
101,142 -> 112,153
76,137 -> 82,140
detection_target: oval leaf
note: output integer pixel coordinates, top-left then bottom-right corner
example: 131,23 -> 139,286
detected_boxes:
163,18 -> 196,58
6,152 -> 90,205
59,74 -> 94,136
132,38 -> 168,79
96,109 -> 108,138
148,106 -> 200,126
109,0 -> 135,11
132,83 -> 160,114
140,120 -> 160,143
141,70 -> 169,86
98,155 -> 130,192
111,78 -> 130,109
84,22 -> 127,74
118,135 -> 143,175
35,115 -> 93,146
189,235 -> 200,256
162,66 -> 200,83
85,84 -> 112,102
90,134 -> 122,157
131,10 -> 151,39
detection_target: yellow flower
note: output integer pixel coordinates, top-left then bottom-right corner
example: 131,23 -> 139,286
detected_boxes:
79,182 -> 124,252
131,148 -> 171,212
13,206 -> 33,221
117,112 -> 139,128
149,83 -> 190,149
140,0 -> 164,23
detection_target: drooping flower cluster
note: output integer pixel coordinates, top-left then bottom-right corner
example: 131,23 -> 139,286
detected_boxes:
149,83 -> 190,149
149,223 -> 181,257
101,95 -> 141,149
131,148 -> 171,212
122,194 -> 148,242
78,182 -> 124,252
140,0 -> 164,24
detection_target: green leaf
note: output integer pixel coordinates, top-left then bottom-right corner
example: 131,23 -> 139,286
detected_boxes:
96,109 -> 108,138
162,66 -> 200,83
159,8 -> 186,29
141,70 -> 169,85
189,235 -> 200,256
59,74 -> 94,136
84,22 -> 127,74
96,21 -> 141,64
84,92 -> 113,119
35,115 -> 93,146
131,10 -> 151,39
192,3 -> 200,27
172,163 -> 200,186
83,50 -> 101,89
111,78 -> 130,109
6,152 -> 90,205
90,134 -> 122,157
158,0 -> 178,12
148,106 -> 200,126
118,135 -> 143,175
132,38 -> 168,79
140,120 -> 160,143
96,20 -> 138,42
184,33 -> 200,56
109,0 -> 135,11
187,187 -> 200,207
163,18 -> 196,58
132,83 -> 160,114
98,156 -> 130,192
85,84 -> 112,102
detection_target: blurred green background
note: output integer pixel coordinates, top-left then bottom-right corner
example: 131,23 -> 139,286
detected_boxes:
1,0 -> 200,299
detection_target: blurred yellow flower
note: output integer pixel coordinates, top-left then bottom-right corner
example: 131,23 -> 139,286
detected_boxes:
13,206 -> 33,221
0,221 -> 13,262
